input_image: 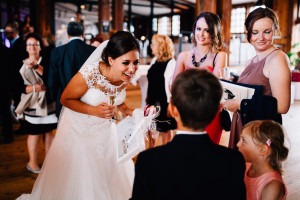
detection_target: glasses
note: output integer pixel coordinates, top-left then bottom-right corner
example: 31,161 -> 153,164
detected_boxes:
4,31 -> 13,35
26,43 -> 40,47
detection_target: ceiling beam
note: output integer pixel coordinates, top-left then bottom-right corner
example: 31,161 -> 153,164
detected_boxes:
143,0 -> 194,9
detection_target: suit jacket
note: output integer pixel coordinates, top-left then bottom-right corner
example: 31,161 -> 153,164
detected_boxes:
0,43 -> 10,94
48,39 -> 95,117
241,94 -> 282,125
8,37 -> 27,105
131,134 -> 246,200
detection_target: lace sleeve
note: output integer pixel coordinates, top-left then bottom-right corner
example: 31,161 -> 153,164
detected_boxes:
79,64 -> 100,88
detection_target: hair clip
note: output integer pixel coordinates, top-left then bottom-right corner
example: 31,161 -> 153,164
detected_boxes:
266,139 -> 272,146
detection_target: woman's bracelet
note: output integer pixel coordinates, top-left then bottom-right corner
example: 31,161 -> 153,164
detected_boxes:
88,106 -> 91,118
32,84 -> 36,93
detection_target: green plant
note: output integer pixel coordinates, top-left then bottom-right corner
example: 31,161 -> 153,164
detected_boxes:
288,43 -> 300,68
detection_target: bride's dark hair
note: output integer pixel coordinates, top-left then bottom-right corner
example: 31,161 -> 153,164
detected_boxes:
101,31 -> 140,65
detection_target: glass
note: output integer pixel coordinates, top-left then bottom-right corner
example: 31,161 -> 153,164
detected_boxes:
106,86 -> 118,106
106,87 -> 118,121
219,67 -> 230,80
26,43 -> 40,47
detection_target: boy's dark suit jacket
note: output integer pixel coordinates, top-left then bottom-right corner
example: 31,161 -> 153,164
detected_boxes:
131,134 -> 246,200
48,39 -> 95,117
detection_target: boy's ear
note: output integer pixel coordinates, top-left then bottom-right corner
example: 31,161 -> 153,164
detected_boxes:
168,102 -> 179,119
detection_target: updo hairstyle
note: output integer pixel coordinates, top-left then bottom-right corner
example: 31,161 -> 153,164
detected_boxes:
101,31 -> 140,65
245,7 -> 279,43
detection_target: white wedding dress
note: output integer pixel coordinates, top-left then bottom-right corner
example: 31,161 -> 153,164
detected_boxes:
17,64 -> 135,200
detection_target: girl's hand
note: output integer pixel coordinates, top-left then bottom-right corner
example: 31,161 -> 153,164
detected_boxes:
221,99 -> 241,112
93,103 -> 115,119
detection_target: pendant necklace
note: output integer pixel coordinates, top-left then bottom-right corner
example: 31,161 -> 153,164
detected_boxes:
192,49 -> 209,67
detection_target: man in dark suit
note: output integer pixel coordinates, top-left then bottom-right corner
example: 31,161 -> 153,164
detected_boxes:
0,43 -> 14,143
48,21 -> 95,117
4,22 -> 27,136
5,22 -> 27,107
131,69 -> 246,200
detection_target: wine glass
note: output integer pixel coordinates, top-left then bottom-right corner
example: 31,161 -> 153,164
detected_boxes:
219,67 -> 230,80
106,86 -> 117,121
106,86 -> 117,106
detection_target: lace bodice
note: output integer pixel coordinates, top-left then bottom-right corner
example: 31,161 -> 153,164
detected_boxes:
79,64 -> 126,106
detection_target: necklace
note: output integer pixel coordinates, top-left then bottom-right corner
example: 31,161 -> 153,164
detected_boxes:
192,50 -> 209,67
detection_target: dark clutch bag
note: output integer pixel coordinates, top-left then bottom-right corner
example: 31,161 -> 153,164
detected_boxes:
220,108 -> 231,131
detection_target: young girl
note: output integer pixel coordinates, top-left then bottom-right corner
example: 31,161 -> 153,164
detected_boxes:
237,120 -> 289,200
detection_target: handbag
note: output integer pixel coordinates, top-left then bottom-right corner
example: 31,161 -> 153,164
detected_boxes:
220,108 -> 231,131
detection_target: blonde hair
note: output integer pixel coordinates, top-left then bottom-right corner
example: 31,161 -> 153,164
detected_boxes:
152,34 -> 174,62
243,120 -> 289,175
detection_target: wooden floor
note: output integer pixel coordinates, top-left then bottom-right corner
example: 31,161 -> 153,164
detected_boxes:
0,87 -> 299,200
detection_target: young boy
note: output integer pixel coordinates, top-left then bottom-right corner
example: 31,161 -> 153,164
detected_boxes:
131,69 -> 246,200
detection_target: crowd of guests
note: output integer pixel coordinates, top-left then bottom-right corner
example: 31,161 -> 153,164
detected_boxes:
0,7 -> 292,200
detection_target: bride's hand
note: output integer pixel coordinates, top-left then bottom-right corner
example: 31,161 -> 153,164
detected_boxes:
116,103 -> 133,117
93,103 -> 115,119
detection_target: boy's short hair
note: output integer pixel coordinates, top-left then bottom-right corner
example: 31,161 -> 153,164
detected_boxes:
171,69 -> 222,130
67,21 -> 84,37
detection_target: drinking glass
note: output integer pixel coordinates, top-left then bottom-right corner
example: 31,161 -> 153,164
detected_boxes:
219,67 -> 230,80
106,87 -> 117,121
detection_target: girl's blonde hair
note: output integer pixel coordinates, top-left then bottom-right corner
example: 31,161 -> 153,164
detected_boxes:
243,120 -> 289,175
152,34 -> 174,62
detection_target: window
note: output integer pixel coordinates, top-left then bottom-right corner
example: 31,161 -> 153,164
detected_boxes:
155,15 -> 180,36
249,5 -> 266,13
296,0 -> 300,23
172,15 -> 180,36
152,18 -> 158,32
158,16 -> 169,35
230,7 -> 246,33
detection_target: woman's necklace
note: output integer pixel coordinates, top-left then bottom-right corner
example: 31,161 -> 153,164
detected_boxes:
192,50 -> 209,67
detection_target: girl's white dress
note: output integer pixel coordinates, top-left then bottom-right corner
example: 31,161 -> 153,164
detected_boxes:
17,64 -> 134,200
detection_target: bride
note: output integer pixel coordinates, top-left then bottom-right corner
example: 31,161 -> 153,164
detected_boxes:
18,31 -> 140,200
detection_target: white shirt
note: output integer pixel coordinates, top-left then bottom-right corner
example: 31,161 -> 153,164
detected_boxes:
176,130 -> 207,136
69,36 -> 84,42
